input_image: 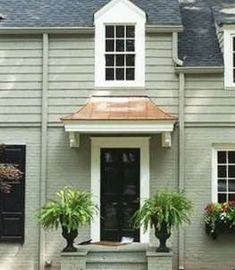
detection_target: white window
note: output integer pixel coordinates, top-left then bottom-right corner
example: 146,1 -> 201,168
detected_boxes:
95,0 -> 146,88
105,25 -> 135,81
213,149 -> 235,202
224,30 -> 235,87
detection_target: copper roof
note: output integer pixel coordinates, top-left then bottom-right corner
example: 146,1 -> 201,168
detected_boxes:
61,96 -> 177,121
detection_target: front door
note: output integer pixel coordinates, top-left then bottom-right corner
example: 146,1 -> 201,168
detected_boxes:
101,148 -> 140,242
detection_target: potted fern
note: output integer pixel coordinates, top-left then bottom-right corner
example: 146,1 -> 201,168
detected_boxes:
132,191 -> 192,252
38,186 -> 97,252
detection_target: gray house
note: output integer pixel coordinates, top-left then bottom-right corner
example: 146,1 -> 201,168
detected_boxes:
0,0 -> 235,269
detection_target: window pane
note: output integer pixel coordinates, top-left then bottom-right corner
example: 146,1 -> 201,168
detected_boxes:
106,55 -> 114,66
106,26 -> 114,38
116,68 -> 124,80
116,26 -> 125,38
218,151 -> 226,164
106,40 -> 114,52
218,166 -> 226,177
233,54 -> 235,67
126,55 -> 135,66
228,180 -> 235,192
126,26 -> 135,38
126,68 -> 135,80
233,37 -> 235,51
218,180 -> 226,192
218,193 -> 227,203
229,165 -> 235,177
106,68 -> 114,80
228,193 -> 235,201
116,39 -> 124,52
116,55 -> 124,66
126,39 -> 135,51
228,151 -> 235,163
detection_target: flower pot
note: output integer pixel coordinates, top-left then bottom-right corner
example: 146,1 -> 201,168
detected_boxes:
61,226 -> 78,252
154,223 -> 171,252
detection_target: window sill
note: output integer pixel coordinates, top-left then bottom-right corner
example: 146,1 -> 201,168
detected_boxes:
95,81 -> 145,88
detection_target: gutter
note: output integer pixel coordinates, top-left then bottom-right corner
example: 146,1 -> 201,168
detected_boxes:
175,66 -> 224,74
146,25 -> 183,33
0,25 -> 183,34
0,27 -> 94,34
39,33 -> 49,270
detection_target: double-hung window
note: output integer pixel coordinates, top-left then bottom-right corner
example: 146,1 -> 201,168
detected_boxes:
216,150 -> 235,202
105,25 -> 135,81
94,0 -> 146,88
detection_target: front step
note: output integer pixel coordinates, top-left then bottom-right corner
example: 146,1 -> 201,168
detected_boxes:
61,244 -> 173,270
86,243 -> 147,270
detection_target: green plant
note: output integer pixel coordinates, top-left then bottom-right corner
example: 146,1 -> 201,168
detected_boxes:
204,201 -> 235,239
38,186 -> 97,251
133,191 -> 192,232
132,191 -> 192,252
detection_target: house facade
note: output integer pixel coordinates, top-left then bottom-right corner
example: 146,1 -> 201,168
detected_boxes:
0,0 -> 235,269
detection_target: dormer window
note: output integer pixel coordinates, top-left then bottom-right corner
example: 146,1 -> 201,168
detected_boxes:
94,0 -> 146,88
105,25 -> 135,81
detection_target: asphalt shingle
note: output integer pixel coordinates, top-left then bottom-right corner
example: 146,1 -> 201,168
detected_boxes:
179,0 -> 235,67
0,0 -> 182,27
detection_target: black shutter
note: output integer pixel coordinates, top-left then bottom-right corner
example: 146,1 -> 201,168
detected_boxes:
0,145 -> 25,243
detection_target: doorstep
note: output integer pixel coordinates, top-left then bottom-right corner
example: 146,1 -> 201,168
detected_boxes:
61,243 -> 173,270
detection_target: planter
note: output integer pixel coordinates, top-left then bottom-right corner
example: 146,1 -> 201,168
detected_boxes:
206,222 -> 235,240
61,226 -> 78,252
154,223 -> 171,252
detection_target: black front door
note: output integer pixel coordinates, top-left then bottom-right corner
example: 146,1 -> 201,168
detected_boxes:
101,148 -> 140,242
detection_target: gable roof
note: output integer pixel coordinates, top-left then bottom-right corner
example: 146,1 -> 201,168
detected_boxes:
0,0 -> 182,28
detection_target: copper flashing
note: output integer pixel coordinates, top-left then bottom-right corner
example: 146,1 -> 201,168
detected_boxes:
61,96 -> 177,121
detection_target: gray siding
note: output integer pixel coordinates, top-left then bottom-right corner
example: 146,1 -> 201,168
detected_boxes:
184,127 -> 235,270
184,73 -> 235,123
48,34 -> 94,123
0,35 -> 42,123
146,33 -> 178,117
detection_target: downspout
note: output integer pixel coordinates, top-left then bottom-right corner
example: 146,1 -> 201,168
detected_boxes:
178,72 -> 185,270
172,32 -> 185,270
39,33 -> 49,270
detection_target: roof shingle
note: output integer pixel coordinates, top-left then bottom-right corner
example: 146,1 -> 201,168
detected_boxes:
0,0 -> 182,28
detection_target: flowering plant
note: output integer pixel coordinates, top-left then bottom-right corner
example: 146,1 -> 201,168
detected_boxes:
204,202 -> 235,239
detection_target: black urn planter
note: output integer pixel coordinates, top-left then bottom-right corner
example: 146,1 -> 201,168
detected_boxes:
61,226 -> 78,252
154,223 -> 171,253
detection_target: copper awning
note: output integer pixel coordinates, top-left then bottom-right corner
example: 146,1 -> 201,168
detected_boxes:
62,96 -> 177,148
61,96 -> 176,121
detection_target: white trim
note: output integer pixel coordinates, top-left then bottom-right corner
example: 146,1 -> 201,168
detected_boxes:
212,148 -> 218,203
94,0 -> 146,88
64,120 -> 175,134
212,144 -> 235,202
224,30 -> 235,88
90,137 -> 150,243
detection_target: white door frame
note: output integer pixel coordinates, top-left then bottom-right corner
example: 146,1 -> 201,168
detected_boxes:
90,137 -> 150,243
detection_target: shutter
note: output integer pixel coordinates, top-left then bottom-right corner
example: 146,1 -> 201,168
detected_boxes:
0,145 -> 25,243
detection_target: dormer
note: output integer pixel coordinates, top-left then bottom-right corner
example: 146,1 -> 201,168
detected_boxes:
94,0 -> 146,88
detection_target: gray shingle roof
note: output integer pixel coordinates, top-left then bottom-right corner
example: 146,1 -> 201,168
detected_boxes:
0,0 -> 182,28
179,0 -> 235,67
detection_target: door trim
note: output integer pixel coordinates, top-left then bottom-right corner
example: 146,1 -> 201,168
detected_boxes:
90,137 -> 150,243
